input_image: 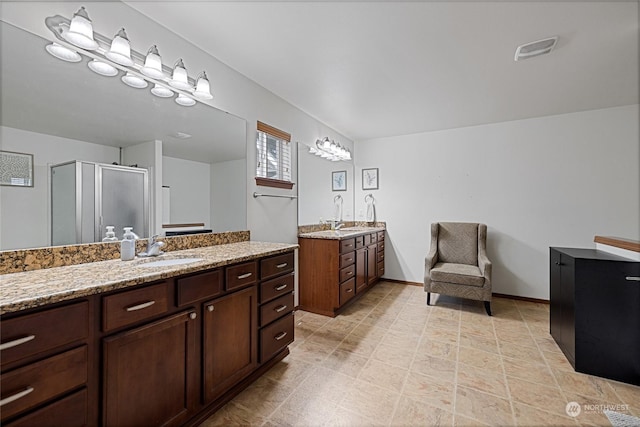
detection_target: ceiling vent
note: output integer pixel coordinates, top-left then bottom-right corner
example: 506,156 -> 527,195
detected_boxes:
514,37 -> 558,61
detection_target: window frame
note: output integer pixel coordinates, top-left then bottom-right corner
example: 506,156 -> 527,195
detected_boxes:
255,121 -> 294,190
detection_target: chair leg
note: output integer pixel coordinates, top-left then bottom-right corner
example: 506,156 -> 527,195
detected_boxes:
484,301 -> 492,316
426,292 -> 431,306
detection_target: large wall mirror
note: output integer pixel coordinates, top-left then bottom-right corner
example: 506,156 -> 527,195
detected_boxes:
0,20 -> 247,250
297,142 -> 354,226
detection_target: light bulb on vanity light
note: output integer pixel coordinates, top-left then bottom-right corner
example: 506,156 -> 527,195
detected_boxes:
175,94 -> 196,107
63,7 -> 98,50
105,28 -> 134,66
151,84 -> 173,98
193,71 -> 213,99
87,59 -> 118,76
141,45 -> 164,79
169,59 -> 191,90
122,72 -> 148,88
45,43 -> 82,62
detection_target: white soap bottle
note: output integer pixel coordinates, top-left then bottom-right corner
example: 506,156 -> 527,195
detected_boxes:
120,227 -> 136,261
102,226 -> 118,242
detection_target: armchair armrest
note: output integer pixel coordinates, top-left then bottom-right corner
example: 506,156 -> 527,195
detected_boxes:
424,223 -> 439,282
478,252 -> 492,283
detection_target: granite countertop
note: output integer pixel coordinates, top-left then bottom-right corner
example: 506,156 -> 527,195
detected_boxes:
0,241 -> 298,315
298,227 -> 386,240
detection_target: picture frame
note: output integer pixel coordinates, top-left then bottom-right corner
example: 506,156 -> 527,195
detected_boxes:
0,150 -> 34,187
332,170 -> 347,191
362,168 -> 379,190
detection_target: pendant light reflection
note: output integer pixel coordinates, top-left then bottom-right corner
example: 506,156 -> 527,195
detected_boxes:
45,43 -> 82,62
105,28 -> 134,66
169,59 -> 191,90
175,94 -> 196,107
141,45 -> 164,79
87,59 -> 118,77
193,71 -> 213,99
63,7 -> 98,50
151,84 -> 173,98
122,72 -> 148,89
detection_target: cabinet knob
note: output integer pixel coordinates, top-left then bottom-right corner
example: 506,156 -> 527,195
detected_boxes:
626,276 -> 640,282
207,305 -> 214,312
189,312 -> 197,320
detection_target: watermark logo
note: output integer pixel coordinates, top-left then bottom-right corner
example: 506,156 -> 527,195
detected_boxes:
566,402 -> 581,417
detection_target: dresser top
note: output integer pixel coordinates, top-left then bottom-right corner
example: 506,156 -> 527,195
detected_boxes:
551,247 -> 640,262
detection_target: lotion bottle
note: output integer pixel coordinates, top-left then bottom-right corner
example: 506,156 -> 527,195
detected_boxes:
120,227 -> 136,261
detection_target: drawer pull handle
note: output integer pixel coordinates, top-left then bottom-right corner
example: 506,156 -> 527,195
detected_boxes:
189,312 -> 197,320
345,258 -> 353,262
347,271 -> 353,276
126,300 -> 155,312
274,332 -> 288,341
345,244 -> 353,248
0,386 -> 34,407
275,284 -> 288,291
626,276 -> 640,281
207,305 -> 214,312
237,272 -> 252,279
346,288 -> 353,293
275,305 -> 288,313
0,335 -> 35,351
276,263 -> 288,269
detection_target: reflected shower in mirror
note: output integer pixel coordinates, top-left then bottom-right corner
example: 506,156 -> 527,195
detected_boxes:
0,21 -> 247,250
297,142 -> 354,226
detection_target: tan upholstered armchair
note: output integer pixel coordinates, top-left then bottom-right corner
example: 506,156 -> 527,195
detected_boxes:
424,222 -> 492,315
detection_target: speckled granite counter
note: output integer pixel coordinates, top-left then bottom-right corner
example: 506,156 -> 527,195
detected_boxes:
298,227 -> 386,240
0,241 -> 297,315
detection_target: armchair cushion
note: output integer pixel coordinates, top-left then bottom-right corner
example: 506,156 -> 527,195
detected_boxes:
438,222 -> 479,266
431,262 -> 485,287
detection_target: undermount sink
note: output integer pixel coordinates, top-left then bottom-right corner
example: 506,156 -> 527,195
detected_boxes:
138,257 -> 204,268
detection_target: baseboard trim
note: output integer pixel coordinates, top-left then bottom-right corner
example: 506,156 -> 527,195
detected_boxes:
381,278 -> 549,304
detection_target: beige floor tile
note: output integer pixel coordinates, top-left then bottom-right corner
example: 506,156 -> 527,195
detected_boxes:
402,371 -> 455,411
453,414 -> 491,426
357,358 -> 408,393
607,380 -> 640,416
507,375 -> 568,415
418,338 -> 458,361
429,315 -> 461,332
458,346 -> 503,371
296,366 -> 352,403
200,401 -> 268,426
321,348 -> 369,378
371,342 -> 415,370
455,385 -> 515,426
340,379 -> 400,424
458,333 -> 498,355
457,361 -> 508,398
263,357 -> 315,386
542,349 -> 574,371
424,326 -> 460,345
231,375 -> 295,419
337,333 -> 381,357
553,369 -> 621,403
512,402 -> 578,426
411,353 -> 457,382
499,340 -> 545,364
324,318 -> 359,335
325,406 -> 386,427
268,394 -> 336,427
535,336 -> 564,353
458,322 -> 495,340
288,339 -> 335,365
502,355 -> 556,386
306,330 -> 345,350
379,329 -> 420,350
349,322 -> 387,340
391,396 -> 454,427
562,392 -> 629,427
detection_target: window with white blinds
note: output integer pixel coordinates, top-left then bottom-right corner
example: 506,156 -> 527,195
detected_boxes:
255,121 -> 292,186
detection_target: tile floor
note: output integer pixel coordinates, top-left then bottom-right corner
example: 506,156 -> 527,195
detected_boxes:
201,281 -> 640,426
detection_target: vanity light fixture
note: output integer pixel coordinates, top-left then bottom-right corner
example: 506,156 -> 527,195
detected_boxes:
44,8 -> 214,107
312,137 -> 351,161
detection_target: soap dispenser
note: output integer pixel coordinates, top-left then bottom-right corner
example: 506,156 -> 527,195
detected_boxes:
120,227 -> 136,261
102,226 -> 118,242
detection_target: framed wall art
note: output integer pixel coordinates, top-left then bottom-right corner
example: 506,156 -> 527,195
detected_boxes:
0,150 -> 34,187
362,168 -> 379,190
332,170 -> 347,191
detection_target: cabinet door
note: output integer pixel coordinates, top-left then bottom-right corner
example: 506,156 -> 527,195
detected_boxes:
203,286 -> 257,403
367,244 -> 377,285
356,248 -> 367,292
103,311 -> 197,427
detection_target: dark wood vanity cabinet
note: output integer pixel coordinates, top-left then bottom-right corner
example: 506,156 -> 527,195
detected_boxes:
550,247 -> 640,385
0,250 -> 296,426
299,230 -> 385,316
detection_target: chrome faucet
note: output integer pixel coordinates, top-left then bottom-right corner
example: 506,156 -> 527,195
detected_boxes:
139,235 -> 165,257
330,220 -> 345,231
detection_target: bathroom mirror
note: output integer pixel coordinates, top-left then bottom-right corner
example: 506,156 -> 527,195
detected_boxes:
297,142 -> 355,226
0,21 -> 247,250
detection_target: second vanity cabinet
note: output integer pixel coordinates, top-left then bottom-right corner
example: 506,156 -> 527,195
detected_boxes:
299,229 -> 385,316
1,249 -> 296,427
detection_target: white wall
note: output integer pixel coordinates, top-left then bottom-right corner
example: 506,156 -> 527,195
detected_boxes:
355,105 -> 639,300
211,158 -> 246,232
162,156 -> 211,228
0,126 -> 119,249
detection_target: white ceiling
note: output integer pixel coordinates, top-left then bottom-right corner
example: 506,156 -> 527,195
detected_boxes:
127,1 -> 638,141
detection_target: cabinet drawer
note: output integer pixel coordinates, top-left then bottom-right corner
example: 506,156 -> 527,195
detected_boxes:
176,269 -> 222,306
261,252 -> 294,280
377,231 -> 385,241
377,261 -> 385,277
370,233 -> 378,244
260,293 -> 294,327
377,249 -> 385,263
0,346 -> 87,421
364,234 -> 372,246
260,273 -> 294,304
4,388 -> 87,427
260,313 -> 294,362
1,302 -> 88,368
377,241 -> 385,253
226,261 -> 258,291
340,252 -> 355,268
340,278 -> 356,305
355,235 -> 365,249
340,238 -> 356,254
339,264 -> 356,283
103,282 -> 170,332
